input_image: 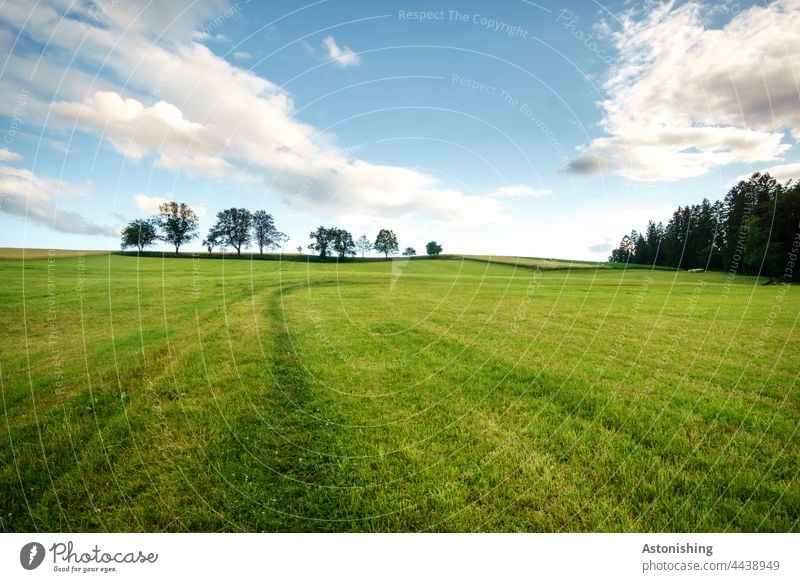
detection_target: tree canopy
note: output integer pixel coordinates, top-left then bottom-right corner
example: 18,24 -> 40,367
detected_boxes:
307,226 -> 356,258
331,228 -> 356,258
252,210 -> 286,255
425,241 -> 443,256
210,208 -> 253,255
355,234 -> 372,257
122,203 -> 427,265
202,230 -> 223,253
157,202 -> 199,254
609,173 -> 799,281
308,226 -> 333,258
120,219 -> 158,252
374,229 -> 399,258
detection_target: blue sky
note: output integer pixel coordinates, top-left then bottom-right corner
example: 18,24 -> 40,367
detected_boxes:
1,0 -> 799,259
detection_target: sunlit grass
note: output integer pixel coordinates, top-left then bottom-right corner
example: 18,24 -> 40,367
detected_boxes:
0,253 -> 797,532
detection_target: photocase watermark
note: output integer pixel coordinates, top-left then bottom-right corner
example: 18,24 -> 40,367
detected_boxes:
143,371 -> 182,462
398,10 -> 529,39
76,251 -> 87,295
75,179 -> 93,299
555,9 -> 615,64
722,191 -> 756,296
19,540 -> 158,573
593,273 -> 655,380
46,250 -> 66,397
509,260 -> 556,331
450,74 -> 568,164
192,252 -> 201,299
426,428 -> 522,503
199,1 -> 247,39
296,141 -> 367,201
142,62 -> 173,109
784,227 -> 800,283
4,87 -> 29,147
304,290 -> 408,373
88,0 -> 121,20
390,256 -> 411,291
750,220 -> 800,353
20,542 -> 46,570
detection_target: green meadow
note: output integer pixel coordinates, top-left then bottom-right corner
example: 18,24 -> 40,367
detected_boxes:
0,252 -> 797,532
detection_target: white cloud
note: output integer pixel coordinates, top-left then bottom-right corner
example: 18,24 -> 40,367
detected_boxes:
232,51 -> 250,60
587,239 -> 615,253
133,193 -> 206,219
0,0 -> 504,222
321,36 -> 360,67
0,166 -> 116,235
487,184 -> 552,198
567,0 -> 800,181
134,194 -> 172,214
0,148 -> 22,162
1,1 -> 501,225
51,91 -> 231,175
740,161 -> 800,183
155,151 -> 236,178
94,0 -> 232,41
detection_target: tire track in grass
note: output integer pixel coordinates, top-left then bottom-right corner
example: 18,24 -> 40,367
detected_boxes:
203,281 -> 376,530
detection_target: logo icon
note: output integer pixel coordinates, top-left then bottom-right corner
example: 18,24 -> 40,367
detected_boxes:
20,542 -> 46,570
390,257 -> 411,291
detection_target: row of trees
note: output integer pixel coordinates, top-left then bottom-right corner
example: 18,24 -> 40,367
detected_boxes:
121,202 -> 446,259
609,173 -> 800,279
204,208 -> 286,255
121,202 -> 200,254
121,203 -> 286,255
306,226 -> 444,259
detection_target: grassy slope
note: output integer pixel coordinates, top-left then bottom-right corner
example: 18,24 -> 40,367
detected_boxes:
0,254 -> 797,532
0,248 -> 110,260
460,254 -> 605,269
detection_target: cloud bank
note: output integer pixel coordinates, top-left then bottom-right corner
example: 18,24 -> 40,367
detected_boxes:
567,0 -> 800,181
0,166 -> 117,235
0,0 -> 503,226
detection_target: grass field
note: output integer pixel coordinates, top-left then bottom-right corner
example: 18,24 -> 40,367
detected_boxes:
0,248 -> 110,260
0,253 -> 798,532
460,254 -> 606,269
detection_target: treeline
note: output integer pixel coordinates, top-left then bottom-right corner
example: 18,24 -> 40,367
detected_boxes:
120,202 -> 445,259
306,226 -> 443,258
121,203 -> 287,255
609,173 -> 800,280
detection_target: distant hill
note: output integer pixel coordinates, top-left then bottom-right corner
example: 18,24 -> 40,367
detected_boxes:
459,255 -> 676,271
0,248 -> 110,260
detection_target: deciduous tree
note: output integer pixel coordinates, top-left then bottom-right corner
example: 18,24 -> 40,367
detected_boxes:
120,219 -> 158,252
157,202 -> 199,254
331,228 -> 356,258
252,210 -> 286,255
210,208 -> 253,255
425,241 -> 443,256
355,234 -> 372,257
374,229 -> 398,258
309,226 -> 334,258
